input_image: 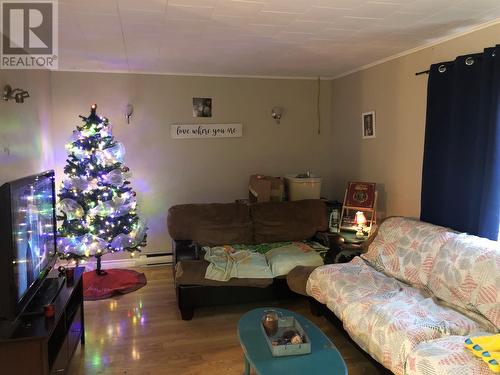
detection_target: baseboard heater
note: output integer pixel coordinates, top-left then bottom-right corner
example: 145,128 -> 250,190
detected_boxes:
81,252 -> 173,270
137,252 -> 173,267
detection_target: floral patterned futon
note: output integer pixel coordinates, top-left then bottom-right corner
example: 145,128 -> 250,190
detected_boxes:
306,217 -> 500,375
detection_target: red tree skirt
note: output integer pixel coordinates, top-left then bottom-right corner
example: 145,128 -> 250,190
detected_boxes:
83,269 -> 147,301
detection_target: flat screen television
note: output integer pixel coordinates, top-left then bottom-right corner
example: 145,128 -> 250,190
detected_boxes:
0,170 -> 57,320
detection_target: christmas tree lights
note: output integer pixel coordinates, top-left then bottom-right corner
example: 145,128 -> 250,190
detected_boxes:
57,104 -> 147,274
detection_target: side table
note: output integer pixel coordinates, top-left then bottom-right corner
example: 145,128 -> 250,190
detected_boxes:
317,230 -> 368,264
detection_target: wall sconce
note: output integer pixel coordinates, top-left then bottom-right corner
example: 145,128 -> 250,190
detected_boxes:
125,104 -> 134,124
2,84 -> 30,103
271,106 -> 283,124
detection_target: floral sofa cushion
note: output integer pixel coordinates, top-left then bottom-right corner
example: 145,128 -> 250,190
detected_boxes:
307,256 -> 486,375
306,256 -> 407,318
428,233 -> 500,330
341,289 -> 484,375
406,335 -> 492,375
361,217 -> 456,288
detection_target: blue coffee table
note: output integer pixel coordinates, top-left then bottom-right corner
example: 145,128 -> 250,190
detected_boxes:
237,308 -> 348,375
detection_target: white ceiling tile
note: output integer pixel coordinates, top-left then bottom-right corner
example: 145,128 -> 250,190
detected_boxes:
165,18 -> 209,29
309,0 -> 367,9
327,15 -> 381,30
123,23 -> 165,36
213,1 -> 265,18
418,6 -> 489,25
477,7 -> 500,22
243,23 -> 286,36
286,20 -> 330,33
119,9 -> 165,25
75,12 -> 121,28
60,0 -> 118,15
212,14 -> 252,27
454,0 -> 500,11
251,10 -> 302,26
262,0 -> 311,13
170,0 -> 218,6
298,6 -> 352,22
400,0 -> 456,15
345,2 -> 400,19
315,27 -> 358,39
275,30 -> 315,39
373,11 -> 426,30
166,4 -> 214,21
58,0 -> 500,77
117,0 -> 167,12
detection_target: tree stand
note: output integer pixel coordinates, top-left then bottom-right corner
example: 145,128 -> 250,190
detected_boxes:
95,255 -> 107,276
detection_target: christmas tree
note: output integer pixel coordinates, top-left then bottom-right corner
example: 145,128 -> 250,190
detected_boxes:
57,104 -> 147,274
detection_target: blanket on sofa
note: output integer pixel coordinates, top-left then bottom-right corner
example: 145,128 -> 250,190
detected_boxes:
306,217 -> 500,375
204,242 -> 326,281
204,245 -> 273,281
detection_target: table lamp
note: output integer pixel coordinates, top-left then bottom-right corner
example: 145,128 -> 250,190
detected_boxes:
355,211 -> 367,238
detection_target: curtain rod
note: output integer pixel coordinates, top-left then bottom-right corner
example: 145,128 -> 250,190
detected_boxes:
415,70 -> 430,76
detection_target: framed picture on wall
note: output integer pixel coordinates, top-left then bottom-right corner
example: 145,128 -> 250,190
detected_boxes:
362,111 -> 376,139
193,97 -> 212,117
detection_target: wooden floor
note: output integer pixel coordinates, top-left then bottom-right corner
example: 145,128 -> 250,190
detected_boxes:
68,266 -> 382,375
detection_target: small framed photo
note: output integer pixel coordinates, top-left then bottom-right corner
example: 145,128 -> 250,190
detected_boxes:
193,97 -> 212,117
362,111 -> 376,139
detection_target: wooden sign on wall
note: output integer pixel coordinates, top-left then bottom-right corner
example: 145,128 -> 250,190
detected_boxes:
171,123 -> 243,139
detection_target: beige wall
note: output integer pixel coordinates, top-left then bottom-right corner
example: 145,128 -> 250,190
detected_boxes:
0,69 -> 52,180
3,21 -> 497,255
49,73 -> 334,253
330,23 -> 500,219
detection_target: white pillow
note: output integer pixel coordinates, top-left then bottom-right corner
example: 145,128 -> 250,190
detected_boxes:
265,242 -> 324,277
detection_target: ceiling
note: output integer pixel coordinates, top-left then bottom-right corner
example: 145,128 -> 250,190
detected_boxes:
58,0 -> 500,78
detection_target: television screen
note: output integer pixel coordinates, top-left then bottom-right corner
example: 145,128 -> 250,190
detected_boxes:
11,174 -> 56,303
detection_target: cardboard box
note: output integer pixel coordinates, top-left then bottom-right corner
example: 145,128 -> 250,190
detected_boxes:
249,175 -> 284,203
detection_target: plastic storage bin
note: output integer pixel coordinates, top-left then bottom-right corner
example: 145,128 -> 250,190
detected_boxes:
285,174 -> 322,201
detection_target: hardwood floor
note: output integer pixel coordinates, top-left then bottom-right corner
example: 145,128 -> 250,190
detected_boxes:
68,266 -> 382,375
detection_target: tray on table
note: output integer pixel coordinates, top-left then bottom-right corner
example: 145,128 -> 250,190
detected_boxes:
261,315 -> 311,357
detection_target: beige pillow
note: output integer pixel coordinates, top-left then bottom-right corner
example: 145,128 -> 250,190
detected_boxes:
265,242 -> 324,277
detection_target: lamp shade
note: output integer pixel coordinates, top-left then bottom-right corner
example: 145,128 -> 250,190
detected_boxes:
355,211 -> 367,226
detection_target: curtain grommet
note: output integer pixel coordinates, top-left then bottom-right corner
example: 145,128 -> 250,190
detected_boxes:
465,57 -> 475,66
438,65 -> 447,73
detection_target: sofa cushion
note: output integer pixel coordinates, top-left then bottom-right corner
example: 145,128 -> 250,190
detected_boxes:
307,257 -> 485,375
251,199 -> 327,244
286,265 -> 317,296
361,217 -> 456,288
175,260 -> 272,288
167,203 -> 253,246
428,233 -> 500,330
341,293 -> 483,375
405,335 -> 492,375
264,242 -> 324,277
307,257 -> 421,318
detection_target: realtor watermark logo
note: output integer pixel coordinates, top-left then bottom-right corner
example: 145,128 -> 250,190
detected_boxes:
1,0 -> 58,69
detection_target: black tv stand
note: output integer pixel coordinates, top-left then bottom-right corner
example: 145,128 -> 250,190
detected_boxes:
0,267 -> 85,375
22,277 -> 66,316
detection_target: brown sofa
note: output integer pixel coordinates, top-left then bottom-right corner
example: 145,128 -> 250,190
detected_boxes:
167,199 -> 328,320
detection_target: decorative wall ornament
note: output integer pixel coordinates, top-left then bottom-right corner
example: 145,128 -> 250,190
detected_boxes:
362,111 -> 376,139
171,123 -> 243,139
125,104 -> 134,124
192,97 -> 212,117
271,106 -> 283,124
